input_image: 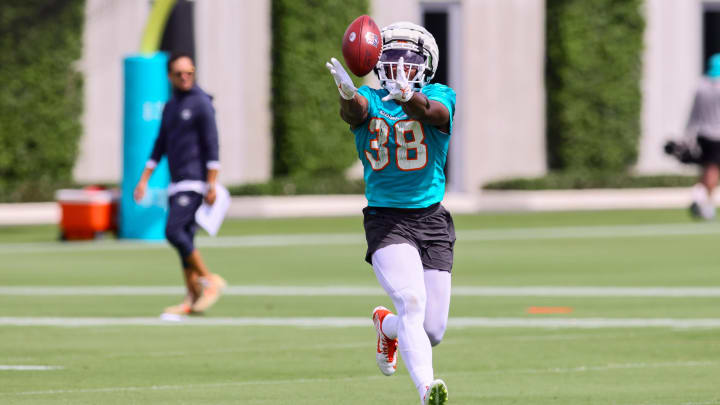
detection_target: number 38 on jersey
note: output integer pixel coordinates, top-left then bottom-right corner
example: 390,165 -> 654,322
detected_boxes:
366,118 -> 428,171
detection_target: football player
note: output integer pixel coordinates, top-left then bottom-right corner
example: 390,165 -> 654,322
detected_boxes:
326,22 -> 455,405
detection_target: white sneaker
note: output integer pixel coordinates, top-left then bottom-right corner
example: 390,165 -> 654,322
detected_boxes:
372,306 -> 398,376
690,201 -> 716,220
191,273 -> 227,313
690,184 -> 716,220
422,379 -> 448,405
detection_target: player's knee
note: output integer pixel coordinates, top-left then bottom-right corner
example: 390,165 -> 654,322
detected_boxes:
425,322 -> 447,346
396,288 -> 426,319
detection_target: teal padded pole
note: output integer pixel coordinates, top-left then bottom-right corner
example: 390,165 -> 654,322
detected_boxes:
120,52 -> 171,240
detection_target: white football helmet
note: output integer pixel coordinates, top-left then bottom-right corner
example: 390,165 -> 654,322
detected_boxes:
375,21 -> 439,91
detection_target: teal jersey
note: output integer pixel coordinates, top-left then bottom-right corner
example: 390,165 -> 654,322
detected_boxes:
353,83 -> 456,208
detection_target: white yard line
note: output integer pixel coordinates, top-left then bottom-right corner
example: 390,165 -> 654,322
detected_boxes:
2,222 -> 720,254
3,285 -> 720,297
0,317 -> 369,327
619,400 -> 720,405
443,360 -> 718,377
515,360 -> 716,374
0,365 -> 63,371
1,316 -> 720,328
449,317 -> 720,328
458,223 -> 720,241
103,341 -> 369,359
451,286 -> 720,297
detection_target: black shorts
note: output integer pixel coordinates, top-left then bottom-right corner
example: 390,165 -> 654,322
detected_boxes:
362,203 -> 456,272
698,135 -> 720,164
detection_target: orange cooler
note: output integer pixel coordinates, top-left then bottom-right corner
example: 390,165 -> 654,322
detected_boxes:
55,188 -> 118,240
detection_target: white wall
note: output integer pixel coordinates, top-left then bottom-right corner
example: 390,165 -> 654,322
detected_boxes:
75,0 -> 149,183
371,0 -> 421,28
461,0 -> 546,190
194,0 -> 272,185
638,0 -> 706,174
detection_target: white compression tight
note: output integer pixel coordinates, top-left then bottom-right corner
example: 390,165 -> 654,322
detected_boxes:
372,243 -> 452,396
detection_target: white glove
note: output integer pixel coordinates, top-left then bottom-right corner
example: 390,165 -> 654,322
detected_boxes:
381,57 -> 414,103
326,57 -> 357,100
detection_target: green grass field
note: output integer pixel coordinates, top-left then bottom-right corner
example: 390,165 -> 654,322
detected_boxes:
1,209 -> 720,404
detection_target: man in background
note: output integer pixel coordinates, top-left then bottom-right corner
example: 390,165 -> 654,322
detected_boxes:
134,52 -> 226,315
685,53 -> 720,220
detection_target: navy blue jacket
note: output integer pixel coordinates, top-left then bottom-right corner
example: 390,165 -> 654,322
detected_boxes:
149,85 -> 219,183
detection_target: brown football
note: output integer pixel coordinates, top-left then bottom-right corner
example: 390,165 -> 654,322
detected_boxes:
342,15 -> 382,77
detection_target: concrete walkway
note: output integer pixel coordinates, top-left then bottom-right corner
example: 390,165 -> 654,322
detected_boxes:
0,188 -> 703,226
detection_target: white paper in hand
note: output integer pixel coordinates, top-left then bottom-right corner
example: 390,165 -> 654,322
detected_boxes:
195,184 -> 230,236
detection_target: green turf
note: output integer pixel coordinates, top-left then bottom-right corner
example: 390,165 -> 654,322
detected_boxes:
1,327 -> 719,404
2,294 -> 720,318
1,209 -> 720,404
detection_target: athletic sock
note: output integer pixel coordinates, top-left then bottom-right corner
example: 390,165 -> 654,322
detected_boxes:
381,313 -> 399,339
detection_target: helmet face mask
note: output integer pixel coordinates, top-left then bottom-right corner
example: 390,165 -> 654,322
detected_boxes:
374,22 -> 439,92
377,49 -> 426,88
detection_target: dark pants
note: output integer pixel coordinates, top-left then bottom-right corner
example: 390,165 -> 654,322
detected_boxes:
166,191 -> 203,268
698,135 -> 720,165
362,203 -> 456,272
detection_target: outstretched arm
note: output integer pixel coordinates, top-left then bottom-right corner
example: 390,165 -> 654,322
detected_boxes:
401,92 -> 449,132
339,93 -> 369,127
326,58 -> 368,126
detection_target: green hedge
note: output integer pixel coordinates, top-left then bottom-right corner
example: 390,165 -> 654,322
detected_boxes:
0,0 -> 85,202
484,172 -> 696,190
546,0 -> 644,172
271,0 -> 368,178
228,175 -> 364,196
